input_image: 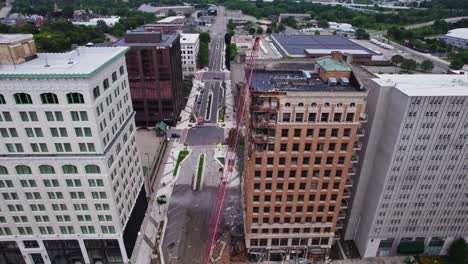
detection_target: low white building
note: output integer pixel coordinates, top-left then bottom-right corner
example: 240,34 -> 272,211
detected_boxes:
0,35 -> 145,264
329,22 -> 355,34
180,33 -> 199,76
442,28 -> 468,48
157,16 -> 185,23
72,16 -> 120,27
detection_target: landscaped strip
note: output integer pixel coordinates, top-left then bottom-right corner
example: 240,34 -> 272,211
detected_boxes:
217,157 -> 225,165
196,154 -> 205,191
205,93 -> 213,120
173,150 -> 189,176
217,105 -> 225,123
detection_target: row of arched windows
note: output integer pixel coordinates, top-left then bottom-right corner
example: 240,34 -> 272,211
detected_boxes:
0,92 -> 85,105
0,164 -> 101,175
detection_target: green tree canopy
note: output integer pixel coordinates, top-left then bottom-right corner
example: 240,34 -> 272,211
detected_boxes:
391,54 -> 404,65
420,60 -> 434,72
200,32 -> 211,43
400,58 -> 418,72
355,28 -> 369,40
448,238 -> 468,264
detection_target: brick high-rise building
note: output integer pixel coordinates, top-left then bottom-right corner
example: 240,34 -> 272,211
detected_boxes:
243,56 -> 367,261
112,30 -> 183,127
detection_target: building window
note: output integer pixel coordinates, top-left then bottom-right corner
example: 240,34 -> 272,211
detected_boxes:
40,93 -> 59,104
62,165 -> 78,174
15,165 -> 32,174
93,87 -> 101,99
103,79 -> 110,90
85,165 -> 101,174
39,165 -> 55,174
0,94 -> 5,104
346,112 -> 355,122
66,93 -> 85,104
321,112 -> 329,122
112,72 -> 118,82
295,113 -> 304,122
0,166 -> 8,175
308,112 -> 316,122
14,93 -> 33,104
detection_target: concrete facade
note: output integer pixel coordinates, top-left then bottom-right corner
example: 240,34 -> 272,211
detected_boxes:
345,75 -> 468,257
0,44 -> 145,263
180,33 -> 199,77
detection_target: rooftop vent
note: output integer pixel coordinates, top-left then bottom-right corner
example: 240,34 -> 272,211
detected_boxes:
340,77 -> 349,86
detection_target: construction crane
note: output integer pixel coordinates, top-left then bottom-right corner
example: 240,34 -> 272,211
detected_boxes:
203,36 -> 261,264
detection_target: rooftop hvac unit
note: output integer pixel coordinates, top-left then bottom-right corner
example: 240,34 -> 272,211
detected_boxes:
340,77 -> 349,86
328,77 -> 337,86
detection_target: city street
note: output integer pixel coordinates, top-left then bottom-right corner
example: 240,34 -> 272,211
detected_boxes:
161,6 -> 234,264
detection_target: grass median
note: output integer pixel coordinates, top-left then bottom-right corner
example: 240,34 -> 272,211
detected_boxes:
196,154 -> 205,191
173,150 -> 189,176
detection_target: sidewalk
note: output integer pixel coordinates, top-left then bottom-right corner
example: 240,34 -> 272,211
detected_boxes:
130,142 -> 191,264
177,74 -> 204,129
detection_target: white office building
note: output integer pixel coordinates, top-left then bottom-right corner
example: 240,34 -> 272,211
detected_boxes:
180,33 -> 199,76
0,35 -> 145,264
345,74 -> 468,257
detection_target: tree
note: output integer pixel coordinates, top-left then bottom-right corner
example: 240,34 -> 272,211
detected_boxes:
278,23 -> 285,31
228,43 -> 237,61
318,19 -> 329,28
197,41 -> 209,67
391,54 -> 404,65
62,5 -> 74,19
352,15 -> 368,27
266,27 -> 273,34
256,27 -> 263,34
400,58 -> 417,72
168,9 -> 177,16
314,30 -> 320,35
450,57 -> 465,70
249,27 -> 256,34
420,60 -> 434,72
448,238 -> 468,264
227,19 -> 235,31
199,32 -> 211,43
355,28 -> 370,40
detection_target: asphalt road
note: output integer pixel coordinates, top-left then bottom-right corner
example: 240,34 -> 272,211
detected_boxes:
162,6 -> 229,264
162,148 -> 223,264
196,6 -> 227,124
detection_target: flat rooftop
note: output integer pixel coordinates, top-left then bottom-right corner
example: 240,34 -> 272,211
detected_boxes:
0,33 -> 33,44
112,33 -> 178,47
272,34 -> 377,57
180,33 -> 199,44
158,16 -> 185,23
251,70 -> 361,92
374,74 -> 468,97
0,46 -> 128,78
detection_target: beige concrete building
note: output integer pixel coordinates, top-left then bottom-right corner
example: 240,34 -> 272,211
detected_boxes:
243,56 -> 368,262
0,34 -> 37,65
